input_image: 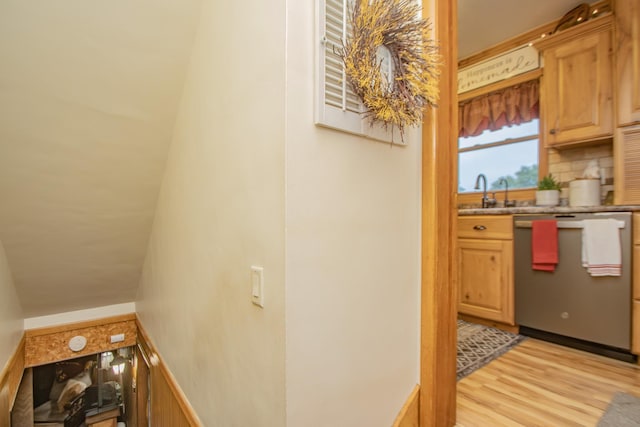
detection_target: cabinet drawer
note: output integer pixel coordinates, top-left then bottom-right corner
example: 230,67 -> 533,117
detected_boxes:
458,215 -> 513,240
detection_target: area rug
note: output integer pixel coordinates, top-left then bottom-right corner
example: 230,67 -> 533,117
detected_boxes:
457,320 -> 526,381
597,392 -> 640,426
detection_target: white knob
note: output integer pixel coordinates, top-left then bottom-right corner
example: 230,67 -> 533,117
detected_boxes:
68,335 -> 87,352
149,353 -> 160,367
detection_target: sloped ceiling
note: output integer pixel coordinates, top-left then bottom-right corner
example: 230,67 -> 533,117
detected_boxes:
458,0 -> 600,59
0,1 -> 202,317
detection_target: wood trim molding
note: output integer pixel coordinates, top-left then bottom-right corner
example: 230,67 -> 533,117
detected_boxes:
0,334 -> 26,422
458,188 -> 537,207
392,384 -> 420,427
135,317 -> 202,426
421,0 -> 457,425
533,14 -> 613,51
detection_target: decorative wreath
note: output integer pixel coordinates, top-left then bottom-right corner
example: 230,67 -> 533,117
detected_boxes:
340,0 -> 440,137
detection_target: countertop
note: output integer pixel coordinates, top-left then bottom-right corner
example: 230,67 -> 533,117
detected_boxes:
458,205 -> 640,216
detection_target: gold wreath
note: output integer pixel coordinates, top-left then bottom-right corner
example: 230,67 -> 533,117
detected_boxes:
341,0 -> 440,137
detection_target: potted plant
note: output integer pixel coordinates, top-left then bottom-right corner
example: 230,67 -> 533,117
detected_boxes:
536,174 -> 562,206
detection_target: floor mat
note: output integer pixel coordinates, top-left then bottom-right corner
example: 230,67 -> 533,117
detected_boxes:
597,392 -> 640,426
457,319 -> 526,381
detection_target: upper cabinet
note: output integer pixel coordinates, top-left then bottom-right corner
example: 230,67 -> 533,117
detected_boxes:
616,0 -> 640,126
614,0 -> 640,204
536,15 -> 614,147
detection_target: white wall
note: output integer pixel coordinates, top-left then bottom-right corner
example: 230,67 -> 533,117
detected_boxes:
24,302 -> 135,329
135,0 -> 287,425
137,0 -> 420,425
284,1 -> 422,426
0,239 -> 23,373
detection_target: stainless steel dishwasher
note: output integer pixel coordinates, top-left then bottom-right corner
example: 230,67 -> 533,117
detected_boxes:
513,212 -> 633,361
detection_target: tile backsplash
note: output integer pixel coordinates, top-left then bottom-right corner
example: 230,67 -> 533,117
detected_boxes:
547,142 -> 614,202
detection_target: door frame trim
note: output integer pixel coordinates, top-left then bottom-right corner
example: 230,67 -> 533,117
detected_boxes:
420,0 -> 458,425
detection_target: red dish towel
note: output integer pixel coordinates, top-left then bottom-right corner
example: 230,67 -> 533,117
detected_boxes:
532,220 -> 558,272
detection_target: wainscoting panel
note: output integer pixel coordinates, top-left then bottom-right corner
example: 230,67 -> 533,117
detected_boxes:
10,368 -> 33,427
136,318 -> 201,426
0,335 -> 25,427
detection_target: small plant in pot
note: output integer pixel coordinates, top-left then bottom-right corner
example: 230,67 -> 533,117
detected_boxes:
536,174 -> 562,206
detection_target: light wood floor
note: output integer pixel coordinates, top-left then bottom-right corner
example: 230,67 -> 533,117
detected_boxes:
456,338 -> 640,426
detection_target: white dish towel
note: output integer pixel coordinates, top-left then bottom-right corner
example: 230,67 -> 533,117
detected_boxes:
581,218 -> 622,276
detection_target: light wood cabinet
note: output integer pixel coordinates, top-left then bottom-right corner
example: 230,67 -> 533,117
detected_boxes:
614,125 -> 640,204
457,215 -> 514,325
536,16 -> 613,147
632,213 -> 640,354
616,0 -> 640,126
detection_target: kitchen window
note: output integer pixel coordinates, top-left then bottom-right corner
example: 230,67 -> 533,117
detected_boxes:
458,79 -> 540,194
458,119 -> 539,193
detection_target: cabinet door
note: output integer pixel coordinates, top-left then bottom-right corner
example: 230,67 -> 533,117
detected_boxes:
457,238 -> 514,324
543,29 -> 613,145
616,0 -> 640,126
633,300 -> 640,355
614,125 -> 640,204
633,217 -> 640,354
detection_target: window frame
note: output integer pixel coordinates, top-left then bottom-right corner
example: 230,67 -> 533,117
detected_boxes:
458,121 -> 540,195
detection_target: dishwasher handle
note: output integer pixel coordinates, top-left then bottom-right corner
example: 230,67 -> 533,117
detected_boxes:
514,220 -> 626,229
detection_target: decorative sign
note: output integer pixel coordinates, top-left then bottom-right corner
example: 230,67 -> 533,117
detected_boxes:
458,45 -> 540,94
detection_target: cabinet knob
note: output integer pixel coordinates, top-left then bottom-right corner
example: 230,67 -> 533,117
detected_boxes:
473,225 -> 486,231
549,128 -> 556,135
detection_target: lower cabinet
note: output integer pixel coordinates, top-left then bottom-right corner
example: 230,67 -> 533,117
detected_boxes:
632,301 -> 640,355
457,215 -> 514,325
632,213 -> 640,354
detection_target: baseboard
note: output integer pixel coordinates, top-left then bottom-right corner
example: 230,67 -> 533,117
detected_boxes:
519,326 -> 637,363
136,316 -> 202,426
0,333 -> 26,421
392,384 -> 420,427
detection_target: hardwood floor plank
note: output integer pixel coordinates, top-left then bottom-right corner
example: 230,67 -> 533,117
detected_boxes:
457,338 -> 640,426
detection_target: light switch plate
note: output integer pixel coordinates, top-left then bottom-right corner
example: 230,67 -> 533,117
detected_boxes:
110,333 -> 125,343
251,266 -> 264,308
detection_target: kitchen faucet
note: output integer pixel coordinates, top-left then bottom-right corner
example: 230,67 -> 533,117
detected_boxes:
498,177 -> 516,207
474,173 -> 496,208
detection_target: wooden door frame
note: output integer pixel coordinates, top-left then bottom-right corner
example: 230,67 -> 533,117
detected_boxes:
420,0 -> 458,426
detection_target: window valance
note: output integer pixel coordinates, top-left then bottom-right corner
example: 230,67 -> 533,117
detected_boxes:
458,79 -> 539,138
